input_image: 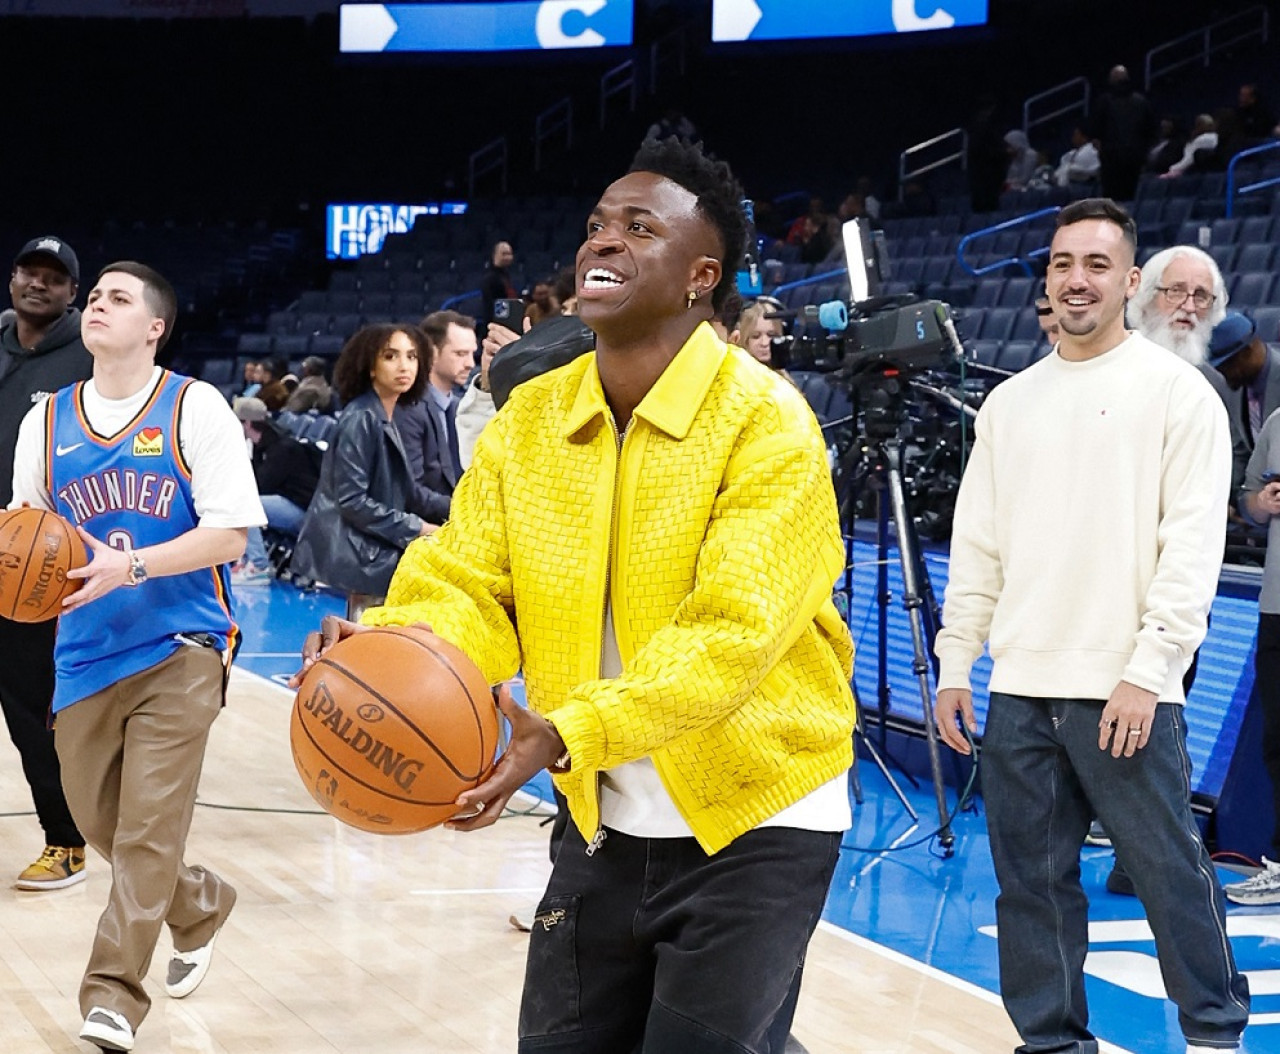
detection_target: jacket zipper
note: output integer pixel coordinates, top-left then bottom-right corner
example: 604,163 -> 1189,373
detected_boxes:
586,413 -> 628,858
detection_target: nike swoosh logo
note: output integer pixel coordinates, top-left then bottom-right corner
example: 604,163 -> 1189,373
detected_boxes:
55,443 -> 84,456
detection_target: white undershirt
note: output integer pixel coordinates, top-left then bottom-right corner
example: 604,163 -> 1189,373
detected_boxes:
11,366 -> 265,530
597,605 -> 851,837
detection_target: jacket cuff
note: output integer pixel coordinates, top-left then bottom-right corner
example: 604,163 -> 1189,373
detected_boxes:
544,698 -> 609,772
1122,637 -> 1176,696
935,646 -> 976,693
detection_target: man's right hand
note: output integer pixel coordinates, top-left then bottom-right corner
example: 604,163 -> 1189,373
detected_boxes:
287,614 -> 368,688
934,688 -> 977,754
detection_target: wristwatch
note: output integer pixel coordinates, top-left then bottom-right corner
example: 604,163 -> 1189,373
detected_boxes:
126,548 -> 148,587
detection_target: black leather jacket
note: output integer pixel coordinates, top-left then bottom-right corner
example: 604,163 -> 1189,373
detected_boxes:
290,389 -> 425,596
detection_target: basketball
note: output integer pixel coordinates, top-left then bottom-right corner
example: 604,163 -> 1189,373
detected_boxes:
290,626 -> 500,834
0,507 -> 87,623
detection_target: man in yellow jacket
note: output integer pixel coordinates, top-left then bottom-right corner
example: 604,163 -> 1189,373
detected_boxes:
299,137 -> 856,1054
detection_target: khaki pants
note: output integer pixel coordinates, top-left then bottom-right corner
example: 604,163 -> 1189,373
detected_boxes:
55,645 -> 236,1028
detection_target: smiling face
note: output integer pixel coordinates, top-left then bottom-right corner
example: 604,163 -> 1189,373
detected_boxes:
10,256 -> 76,326
370,329 -> 419,401
575,171 -> 722,347
1045,218 -> 1139,356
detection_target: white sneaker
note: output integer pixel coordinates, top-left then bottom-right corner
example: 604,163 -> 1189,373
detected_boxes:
229,564 -> 273,586
80,1006 -> 134,1051
1223,856 -> 1280,905
165,924 -> 224,998
1186,1045 -> 1237,1053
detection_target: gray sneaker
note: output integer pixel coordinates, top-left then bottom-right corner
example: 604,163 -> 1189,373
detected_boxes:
1224,857 -> 1280,905
80,1006 -> 134,1051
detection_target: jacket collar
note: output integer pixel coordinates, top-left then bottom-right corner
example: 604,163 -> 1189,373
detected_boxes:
562,322 -> 727,440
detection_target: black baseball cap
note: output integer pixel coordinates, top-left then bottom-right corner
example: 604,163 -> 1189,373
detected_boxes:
14,236 -> 79,284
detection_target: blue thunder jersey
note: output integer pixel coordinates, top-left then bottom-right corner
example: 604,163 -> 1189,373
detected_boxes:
45,370 -> 237,712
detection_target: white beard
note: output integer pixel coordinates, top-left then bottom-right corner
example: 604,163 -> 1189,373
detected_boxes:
1139,310 -> 1212,366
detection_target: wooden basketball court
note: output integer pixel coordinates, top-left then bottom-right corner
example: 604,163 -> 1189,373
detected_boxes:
0,666 -> 1028,1053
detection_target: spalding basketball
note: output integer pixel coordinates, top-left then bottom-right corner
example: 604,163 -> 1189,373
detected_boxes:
0,507 -> 87,623
290,626 -> 500,834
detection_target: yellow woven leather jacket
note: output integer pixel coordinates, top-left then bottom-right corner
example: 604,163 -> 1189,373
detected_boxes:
364,323 -> 855,854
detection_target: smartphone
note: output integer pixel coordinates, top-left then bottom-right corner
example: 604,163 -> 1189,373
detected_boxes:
491,298 -> 526,330
1263,472 -> 1280,485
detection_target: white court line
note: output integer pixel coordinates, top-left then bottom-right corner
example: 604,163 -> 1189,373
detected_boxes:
816,923 -> 1136,1054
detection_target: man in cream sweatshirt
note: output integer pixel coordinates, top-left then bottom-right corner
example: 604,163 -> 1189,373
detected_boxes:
933,198 -> 1249,1054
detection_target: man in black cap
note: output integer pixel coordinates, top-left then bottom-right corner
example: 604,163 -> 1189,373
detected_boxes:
1206,312 -> 1280,448
0,235 -> 92,889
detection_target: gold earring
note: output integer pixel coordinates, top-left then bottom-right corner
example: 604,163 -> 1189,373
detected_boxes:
687,290 -> 698,309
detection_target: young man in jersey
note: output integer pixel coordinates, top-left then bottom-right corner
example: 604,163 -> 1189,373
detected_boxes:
11,261 -> 264,1052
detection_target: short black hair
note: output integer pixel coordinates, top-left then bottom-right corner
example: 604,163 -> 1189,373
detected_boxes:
1055,198 -> 1137,257
333,323 -> 429,405
629,136 -> 747,312
96,260 -> 178,351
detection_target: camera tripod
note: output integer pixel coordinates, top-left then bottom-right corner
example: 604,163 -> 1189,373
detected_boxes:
834,421 -> 956,852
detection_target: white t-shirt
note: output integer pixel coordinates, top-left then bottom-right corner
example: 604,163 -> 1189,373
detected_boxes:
11,366 -> 265,531
597,606 -> 852,837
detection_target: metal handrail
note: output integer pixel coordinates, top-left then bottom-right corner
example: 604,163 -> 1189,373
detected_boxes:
770,268 -> 849,296
534,98 -> 573,172
956,207 -> 1061,279
1225,140 -> 1280,218
649,26 -> 686,96
442,289 -> 481,310
1144,6 -> 1269,91
599,60 -> 637,129
467,137 -> 507,198
898,128 -> 967,201
1023,77 -> 1090,137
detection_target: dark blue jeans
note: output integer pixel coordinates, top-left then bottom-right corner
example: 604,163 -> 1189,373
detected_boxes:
982,692 -> 1250,1053
518,824 -> 841,1054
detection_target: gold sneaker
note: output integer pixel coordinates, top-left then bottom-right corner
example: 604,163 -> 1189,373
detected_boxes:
15,846 -> 86,890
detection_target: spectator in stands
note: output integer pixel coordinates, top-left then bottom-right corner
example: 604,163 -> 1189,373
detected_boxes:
785,197 -> 825,246
1229,331 -> 1280,906
524,278 -> 560,327
967,92 -> 1007,212
290,324 -> 436,620
1145,116 -> 1186,175
1236,83 -> 1277,146
1130,245 -> 1247,493
1002,130 -> 1039,190
1091,64 -> 1156,200
1054,124 -> 1101,190
934,197 -> 1250,1054
731,301 -> 784,366
480,240 -> 517,327
283,355 -> 333,413
1034,295 -> 1059,349
255,355 -> 291,411
1206,312 -> 1280,445
797,212 -> 834,265
237,359 -> 261,399
395,309 -> 477,523
1161,114 -> 1218,178
229,396 -> 324,585
0,235 -> 91,892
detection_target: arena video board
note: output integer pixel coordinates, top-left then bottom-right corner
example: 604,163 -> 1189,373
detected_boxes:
340,0 -> 633,53
326,202 -> 468,260
712,0 -> 988,41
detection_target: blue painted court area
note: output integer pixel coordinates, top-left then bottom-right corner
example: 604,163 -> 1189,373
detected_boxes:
233,576 -> 1279,1054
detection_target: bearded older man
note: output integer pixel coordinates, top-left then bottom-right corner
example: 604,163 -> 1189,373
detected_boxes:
1129,245 -> 1250,490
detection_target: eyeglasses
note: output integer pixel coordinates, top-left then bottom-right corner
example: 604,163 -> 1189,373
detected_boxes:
1155,285 -> 1215,310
